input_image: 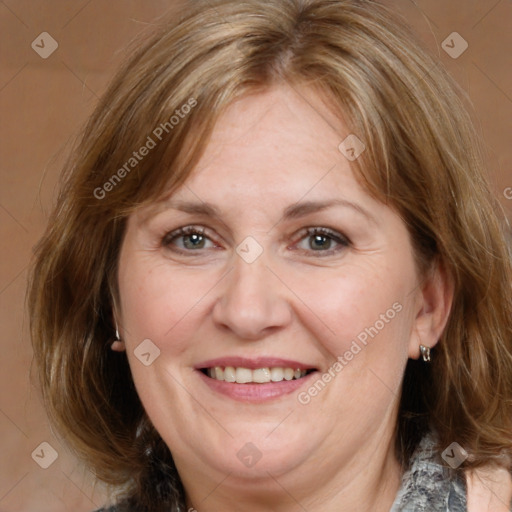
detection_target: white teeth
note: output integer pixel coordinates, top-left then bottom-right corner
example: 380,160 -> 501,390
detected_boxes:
253,368 -> 271,383
283,368 -> 294,381
205,366 -> 309,383
224,366 -> 236,382
271,367 -> 284,382
235,367 -> 253,383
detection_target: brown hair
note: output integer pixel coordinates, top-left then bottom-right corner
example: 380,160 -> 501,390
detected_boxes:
28,0 -> 512,508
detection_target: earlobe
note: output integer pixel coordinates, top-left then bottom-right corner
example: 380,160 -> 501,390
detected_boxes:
408,260 -> 454,360
111,340 -> 126,352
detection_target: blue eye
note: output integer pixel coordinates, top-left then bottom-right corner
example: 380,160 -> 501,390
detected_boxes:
295,227 -> 350,255
162,225 -> 350,257
163,226 -> 216,251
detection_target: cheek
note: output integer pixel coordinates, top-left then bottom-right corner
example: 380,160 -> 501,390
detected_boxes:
118,256 -> 201,345
289,266 -> 416,418
290,262 -> 415,356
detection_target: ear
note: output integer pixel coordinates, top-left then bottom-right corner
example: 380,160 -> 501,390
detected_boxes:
408,259 -> 454,359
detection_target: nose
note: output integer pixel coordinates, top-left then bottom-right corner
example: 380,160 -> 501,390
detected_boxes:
212,254 -> 292,340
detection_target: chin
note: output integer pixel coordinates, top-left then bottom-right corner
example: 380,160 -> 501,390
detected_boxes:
205,430 -> 312,479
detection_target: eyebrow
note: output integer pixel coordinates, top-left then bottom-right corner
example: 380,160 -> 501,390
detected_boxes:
282,199 -> 376,224
154,198 -> 376,224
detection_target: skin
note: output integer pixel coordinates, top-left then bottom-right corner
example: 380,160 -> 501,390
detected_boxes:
115,85 -> 453,512
467,468 -> 512,512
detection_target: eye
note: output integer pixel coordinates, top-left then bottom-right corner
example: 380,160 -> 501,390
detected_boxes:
294,227 -> 350,255
162,226 -> 218,252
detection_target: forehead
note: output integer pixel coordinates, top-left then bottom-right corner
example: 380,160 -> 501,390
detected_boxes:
159,85 -> 369,209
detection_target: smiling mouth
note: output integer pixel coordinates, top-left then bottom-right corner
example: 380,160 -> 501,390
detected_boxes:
200,366 -> 317,384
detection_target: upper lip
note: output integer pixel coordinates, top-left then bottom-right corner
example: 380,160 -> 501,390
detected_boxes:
195,357 -> 317,371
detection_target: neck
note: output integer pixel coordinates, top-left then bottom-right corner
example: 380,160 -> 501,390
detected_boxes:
179,428 -> 403,512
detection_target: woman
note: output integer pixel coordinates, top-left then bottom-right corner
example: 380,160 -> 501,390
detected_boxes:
28,0 -> 512,510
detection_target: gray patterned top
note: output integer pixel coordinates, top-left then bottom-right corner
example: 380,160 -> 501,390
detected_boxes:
389,433 -> 467,511
95,432 -> 510,511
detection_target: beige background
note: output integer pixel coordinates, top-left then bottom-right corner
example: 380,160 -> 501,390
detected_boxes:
1,0 -> 511,510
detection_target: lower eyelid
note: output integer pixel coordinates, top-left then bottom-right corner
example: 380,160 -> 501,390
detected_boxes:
288,237 -> 349,257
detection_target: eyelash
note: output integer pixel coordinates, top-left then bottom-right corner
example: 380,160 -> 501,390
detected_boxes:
161,225 -> 350,257
293,227 -> 350,255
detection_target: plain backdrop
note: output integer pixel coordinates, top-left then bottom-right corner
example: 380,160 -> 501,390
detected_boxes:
0,0 -> 511,510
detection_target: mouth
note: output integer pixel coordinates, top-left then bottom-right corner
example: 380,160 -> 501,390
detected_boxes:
195,357 -> 319,402
200,366 -> 316,383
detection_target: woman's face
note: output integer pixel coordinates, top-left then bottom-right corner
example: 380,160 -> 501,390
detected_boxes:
117,85 -> 434,491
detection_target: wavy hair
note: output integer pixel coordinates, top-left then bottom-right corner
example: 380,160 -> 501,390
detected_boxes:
28,0 -> 512,509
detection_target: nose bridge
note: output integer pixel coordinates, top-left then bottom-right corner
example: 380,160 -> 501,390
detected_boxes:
212,247 -> 291,339
231,251 -> 271,300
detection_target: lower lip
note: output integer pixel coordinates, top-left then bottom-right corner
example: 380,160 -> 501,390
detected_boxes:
197,370 -> 317,403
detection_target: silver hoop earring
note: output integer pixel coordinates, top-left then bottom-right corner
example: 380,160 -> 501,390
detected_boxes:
419,344 -> 431,363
